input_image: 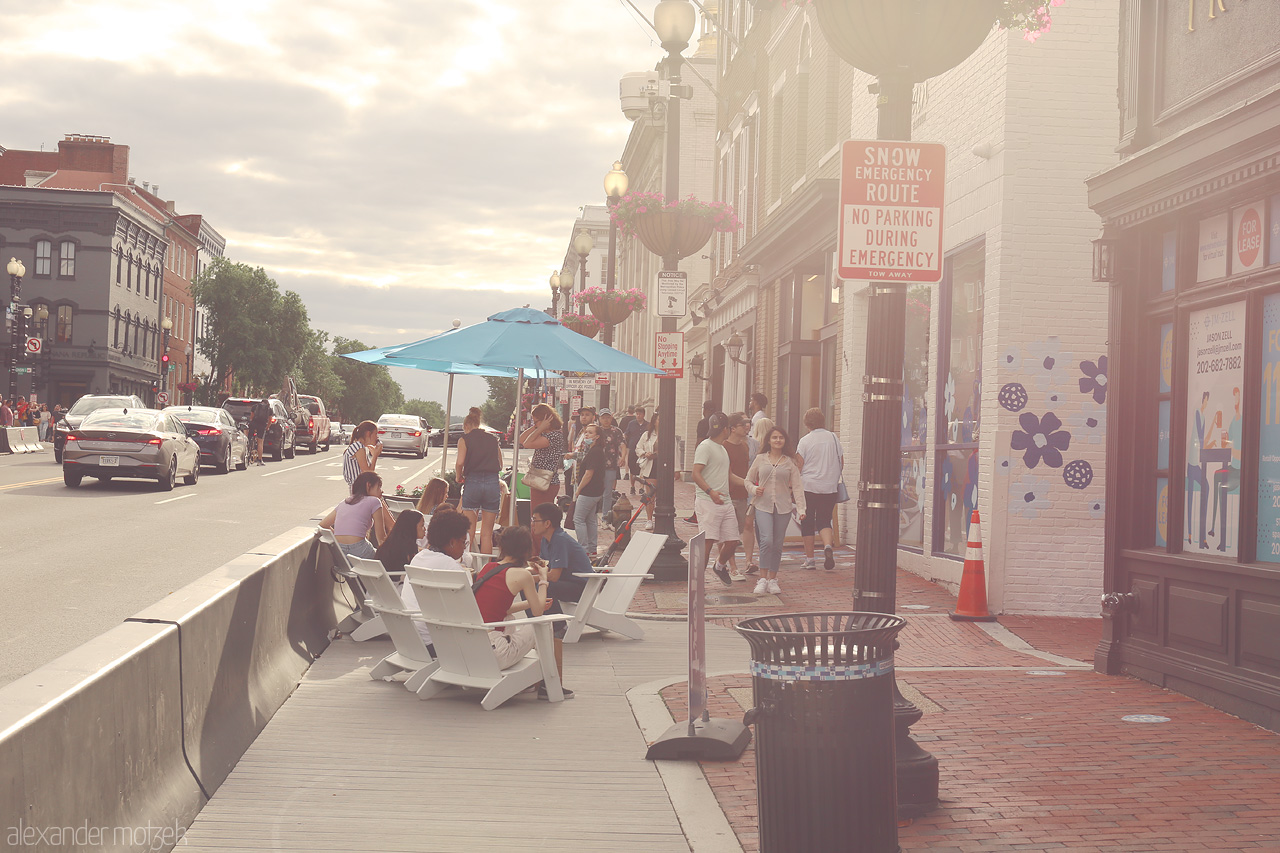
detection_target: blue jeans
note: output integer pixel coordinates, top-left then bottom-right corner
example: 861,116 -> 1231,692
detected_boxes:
754,508 -> 791,575
574,493 -> 603,556
339,539 -> 376,561
462,472 -> 501,513
602,468 -> 618,510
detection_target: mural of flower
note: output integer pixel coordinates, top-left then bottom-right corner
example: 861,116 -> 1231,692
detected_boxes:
943,375 -> 956,420
998,382 -> 1029,412
1063,401 -> 1106,446
1089,498 -> 1106,520
994,453 -> 1014,477
1011,411 -> 1072,469
1000,344 -> 1022,372
1010,473 -> 1053,519
1063,459 -> 1094,490
1079,356 -> 1108,404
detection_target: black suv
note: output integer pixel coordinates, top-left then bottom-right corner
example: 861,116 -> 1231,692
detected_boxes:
295,395 -> 333,453
221,397 -> 297,461
54,394 -> 147,462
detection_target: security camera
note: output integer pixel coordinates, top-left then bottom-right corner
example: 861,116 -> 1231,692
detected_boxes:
620,71 -> 659,121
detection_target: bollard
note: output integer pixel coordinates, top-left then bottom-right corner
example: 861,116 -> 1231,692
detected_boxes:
737,611 -> 906,853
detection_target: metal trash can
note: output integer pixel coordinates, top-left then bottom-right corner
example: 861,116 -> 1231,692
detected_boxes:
737,611 -> 906,853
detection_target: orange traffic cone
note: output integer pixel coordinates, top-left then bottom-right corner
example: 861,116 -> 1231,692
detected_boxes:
950,510 -> 996,622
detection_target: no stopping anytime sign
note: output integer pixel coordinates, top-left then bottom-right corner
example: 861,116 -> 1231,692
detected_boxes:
837,140 -> 946,283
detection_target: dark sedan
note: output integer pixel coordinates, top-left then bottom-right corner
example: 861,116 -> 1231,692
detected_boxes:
62,408 -> 201,490
166,405 -> 250,473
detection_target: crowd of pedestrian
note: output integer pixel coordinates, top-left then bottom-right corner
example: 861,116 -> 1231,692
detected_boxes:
0,396 -> 55,440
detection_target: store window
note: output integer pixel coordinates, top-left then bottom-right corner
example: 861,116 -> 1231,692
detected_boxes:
56,305 -> 73,344
900,285 -> 931,550
35,241 -> 51,276
1256,293 -> 1280,562
934,242 -> 984,557
59,242 -> 76,277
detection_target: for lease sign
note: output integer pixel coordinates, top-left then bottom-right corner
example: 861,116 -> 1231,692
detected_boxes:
838,140 -> 946,283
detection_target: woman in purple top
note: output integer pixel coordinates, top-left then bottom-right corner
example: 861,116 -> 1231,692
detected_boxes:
320,471 -> 394,560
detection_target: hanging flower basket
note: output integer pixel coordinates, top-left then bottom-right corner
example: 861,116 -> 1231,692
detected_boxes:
611,192 -> 741,261
560,312 -> 603,339
575,287 -> 647,326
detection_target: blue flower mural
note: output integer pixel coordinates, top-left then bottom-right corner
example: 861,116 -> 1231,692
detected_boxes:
1079,356 -> 1108,404
1011,411 -> 1072,469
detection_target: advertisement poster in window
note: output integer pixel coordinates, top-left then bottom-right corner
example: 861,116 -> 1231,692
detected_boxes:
1257,294 -> 1280,563
1185,302 -> 1245,557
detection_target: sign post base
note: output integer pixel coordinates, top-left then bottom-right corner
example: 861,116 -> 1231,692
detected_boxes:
646,716 -> 751,761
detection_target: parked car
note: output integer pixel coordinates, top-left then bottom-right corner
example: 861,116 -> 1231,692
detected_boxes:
295,395 -> 333,453
376,414 -> 429,458
53,393 -> 146,462
165,405 -> 250,473
220,397 -> 297,461
62,407 -> 201,490
428,422 -> 502,447
338,423 -> 357,444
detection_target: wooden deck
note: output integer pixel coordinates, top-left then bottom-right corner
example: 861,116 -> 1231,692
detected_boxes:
180,620 -> 751,852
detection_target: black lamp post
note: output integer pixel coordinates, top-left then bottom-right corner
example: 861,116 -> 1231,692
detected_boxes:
649,0 -> 697,576
572,229 -> 594,298
7,257 -> 26,400
35,304 -> 49,405
550,270 -> 564,316
160,315 -> 173,403
601,161 -> 629,409
812,0 -> 1002,818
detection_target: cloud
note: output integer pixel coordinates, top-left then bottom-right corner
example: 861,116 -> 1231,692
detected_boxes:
1,0 -> 671,404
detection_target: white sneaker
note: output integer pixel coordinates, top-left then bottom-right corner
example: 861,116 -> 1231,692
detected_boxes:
729,570 -> 749,582
753,578 -> 769,594
767,579 -> 782,594
801,557 -> 816,570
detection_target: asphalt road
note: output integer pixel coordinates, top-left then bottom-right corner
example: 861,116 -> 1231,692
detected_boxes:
0,442 -> 506,688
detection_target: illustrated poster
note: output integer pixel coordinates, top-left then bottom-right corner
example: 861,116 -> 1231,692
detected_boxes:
1185,302 -> 1245,557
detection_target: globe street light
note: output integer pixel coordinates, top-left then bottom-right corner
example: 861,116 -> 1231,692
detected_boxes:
572,228 -> 594,302
7,258 -> 27,400
601,161 -> 629,408
550,270 -> 563,316
160,316 -> 173,402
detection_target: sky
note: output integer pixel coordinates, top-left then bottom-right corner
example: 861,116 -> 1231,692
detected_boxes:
0,0 -> 673,409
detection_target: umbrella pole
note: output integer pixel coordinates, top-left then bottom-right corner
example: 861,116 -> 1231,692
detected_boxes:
442,374 -> 454,476
509,368 -> 524,527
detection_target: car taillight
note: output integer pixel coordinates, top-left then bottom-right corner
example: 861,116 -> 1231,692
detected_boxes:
269,416 -> 277,424
147,437 -> 163,445
65,434 -> 80,444
196,428 -> 217,435
309,417 -> 315,429
378,430 -> 386,435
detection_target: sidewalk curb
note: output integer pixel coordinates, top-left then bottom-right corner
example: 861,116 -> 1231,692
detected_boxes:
627,671 -> 748,853
974,619 -> 1093,669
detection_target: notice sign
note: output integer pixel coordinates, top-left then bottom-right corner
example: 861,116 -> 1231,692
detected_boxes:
656,270 -> 687,317
1233,202 -> 1265,274
655,331 -> 684,379
838,140 -> 946,282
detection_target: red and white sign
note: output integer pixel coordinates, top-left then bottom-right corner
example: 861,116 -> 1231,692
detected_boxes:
596,372 -> 610,385
571,394 -> 582,412
1233,202 -> 1265,274
24,337 -> 41,354
558,388 -> 569,404
156,391 -> 170,406
838,140 -> 946,283
655,332 -> 684,379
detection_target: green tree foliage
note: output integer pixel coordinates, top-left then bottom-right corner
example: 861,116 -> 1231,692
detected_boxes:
481,376 -> 516,432
331,336 -> 405,423
403,398 -> 446,428
191,258 -> 311,397
295,329 -> 345,404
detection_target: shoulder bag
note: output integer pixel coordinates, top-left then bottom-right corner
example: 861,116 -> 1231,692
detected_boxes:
832,432 -> 850,503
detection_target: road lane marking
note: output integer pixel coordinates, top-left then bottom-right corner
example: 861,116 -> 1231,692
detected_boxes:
0,476 -> 63,491
261,456 -> 334,477
156,493 -> 196,504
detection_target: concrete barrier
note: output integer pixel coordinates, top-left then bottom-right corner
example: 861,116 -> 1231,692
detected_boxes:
0,525 -> 352,850
0,429 -> 10,454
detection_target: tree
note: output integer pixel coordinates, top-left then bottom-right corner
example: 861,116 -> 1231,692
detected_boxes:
330,336 -> 405,423
480,376 -> 516,432
403,398 -> 446,428
295,329 -> 345,404
191,258 -> 311,397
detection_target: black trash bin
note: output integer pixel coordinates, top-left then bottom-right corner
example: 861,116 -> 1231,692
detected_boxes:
736,611 -> 906,853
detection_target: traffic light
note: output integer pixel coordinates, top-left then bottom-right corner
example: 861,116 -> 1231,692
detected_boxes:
161,352 -> 170,366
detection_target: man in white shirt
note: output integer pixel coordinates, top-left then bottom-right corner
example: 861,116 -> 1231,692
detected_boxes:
749,393 -> 768,427
400,509 -> 473,650
690,413 -> 744,587
795,407 -> 843,570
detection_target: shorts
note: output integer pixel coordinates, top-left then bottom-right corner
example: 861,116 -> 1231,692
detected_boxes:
489,625 -> 536,669
249,424 -> 267,440
462,472 -> 501,513
731,497 -> 750,530
695,496 -> 741,543
801,490 -> 838,536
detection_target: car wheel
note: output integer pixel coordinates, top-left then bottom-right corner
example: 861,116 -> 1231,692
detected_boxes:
417,444 -> 426,458
158,457 -> 177,491
236,446 -> 248,470
63,468 -> 82,487
184,458 -> 199,486
218,444 -> 232,474
322,437 -> 330,452
309,440 -> 318,454
284,437 -> 296,459
54,449 -> 63,463
273,440 -> 283,462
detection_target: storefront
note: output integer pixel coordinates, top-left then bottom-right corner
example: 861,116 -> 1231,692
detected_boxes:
1088,1 -> 1280,728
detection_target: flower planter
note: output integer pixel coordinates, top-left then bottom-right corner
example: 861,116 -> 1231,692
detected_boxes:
588,301 -> 635,326
561,315 -> 602,338
633,210 -> 717,261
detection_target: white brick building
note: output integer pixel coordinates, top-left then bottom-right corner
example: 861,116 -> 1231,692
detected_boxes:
839,0 -> 1120,615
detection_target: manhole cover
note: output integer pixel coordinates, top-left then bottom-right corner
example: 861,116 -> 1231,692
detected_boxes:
1121,714 -> 1171,723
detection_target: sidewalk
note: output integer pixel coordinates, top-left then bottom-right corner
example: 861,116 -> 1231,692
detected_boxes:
175,481 -> 1280,852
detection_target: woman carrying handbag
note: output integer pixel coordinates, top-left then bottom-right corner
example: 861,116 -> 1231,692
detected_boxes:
520,403 -> 565,508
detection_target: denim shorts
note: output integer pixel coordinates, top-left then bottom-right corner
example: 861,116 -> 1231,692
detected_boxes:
462,471 -> 501,513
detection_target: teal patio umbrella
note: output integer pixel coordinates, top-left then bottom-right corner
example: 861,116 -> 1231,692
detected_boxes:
380,308 -> 665,523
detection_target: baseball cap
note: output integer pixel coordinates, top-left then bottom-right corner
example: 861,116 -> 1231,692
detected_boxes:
598,407 -> 613,416
708,412 -> 729,433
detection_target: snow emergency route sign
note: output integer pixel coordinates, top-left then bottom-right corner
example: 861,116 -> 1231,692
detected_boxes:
838,140 -> 946,283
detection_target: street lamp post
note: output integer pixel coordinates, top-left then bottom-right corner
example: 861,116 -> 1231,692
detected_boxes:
572,229 -> 594,297
601,161 -> 629,410
549,270 -> 563,317
650,0 -> 696,575
7,258 -> 27,401
160,316 -> 173,403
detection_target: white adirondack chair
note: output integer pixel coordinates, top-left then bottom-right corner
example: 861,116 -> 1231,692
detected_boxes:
406,565 -> 569,710
347,557 -> 438,691
317,528 -> 383,639
562,530 -> 662,643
